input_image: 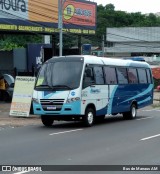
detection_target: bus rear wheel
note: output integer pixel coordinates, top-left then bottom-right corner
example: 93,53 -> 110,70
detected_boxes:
123,104 -> 137,120
41,115 -> 54,126
83,108 -> 95,127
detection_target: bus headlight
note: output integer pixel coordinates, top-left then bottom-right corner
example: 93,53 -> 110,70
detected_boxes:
66,97 -> 80,103
32,98 -> 39,104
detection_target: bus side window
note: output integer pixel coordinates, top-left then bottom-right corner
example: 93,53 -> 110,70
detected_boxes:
128,68 -> 138,84
104,67 -> 117,84
137,69 -> 147,84
83,67 -> 95,88
116,68 -> 128,84
94,66 -> 105,85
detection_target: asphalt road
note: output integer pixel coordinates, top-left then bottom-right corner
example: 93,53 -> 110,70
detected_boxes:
0,107 -> 160,174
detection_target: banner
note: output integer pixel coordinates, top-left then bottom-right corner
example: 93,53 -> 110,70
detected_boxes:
0,0 -> 97,34
1,165 -> 159,172
63,0 -> 96,27
10,76 -> 36,117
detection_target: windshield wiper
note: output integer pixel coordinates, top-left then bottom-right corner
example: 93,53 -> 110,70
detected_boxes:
35,85 -> 53,89
51,85 -> 72,89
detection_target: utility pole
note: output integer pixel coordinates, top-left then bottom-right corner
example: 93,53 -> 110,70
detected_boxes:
102,34 -> 105,57
78,35 -> 82,55
52,34 -> 56,56
58,0 -> 66,56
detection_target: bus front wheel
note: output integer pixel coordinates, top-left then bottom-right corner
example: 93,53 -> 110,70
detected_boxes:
41,115 -> 54,126
83,108 -> 95,127
123,104 -> 137,120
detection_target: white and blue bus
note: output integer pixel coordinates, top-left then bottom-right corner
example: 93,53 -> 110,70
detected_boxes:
32,55 -> 154,127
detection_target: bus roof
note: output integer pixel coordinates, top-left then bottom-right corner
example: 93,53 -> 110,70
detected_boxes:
48,55 -> 150,68
123,57 -> 145,62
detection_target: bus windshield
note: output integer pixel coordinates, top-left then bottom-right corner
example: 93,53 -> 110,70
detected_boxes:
36,61 -> 83,90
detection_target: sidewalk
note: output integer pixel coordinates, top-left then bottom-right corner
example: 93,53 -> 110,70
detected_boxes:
153,91 -> 160,105
0,102 -> 41,127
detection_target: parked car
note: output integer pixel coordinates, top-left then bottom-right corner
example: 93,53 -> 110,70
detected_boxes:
0,74 -> 14,101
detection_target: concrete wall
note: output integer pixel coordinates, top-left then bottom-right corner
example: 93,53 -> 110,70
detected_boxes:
0,51 -> 13,74
105,42 -> 160,53
0,48 -> 27,76
13,48 -> 27,72
107,27 -> 160,42
105,51 -> 131,57
106,27 -> 160,55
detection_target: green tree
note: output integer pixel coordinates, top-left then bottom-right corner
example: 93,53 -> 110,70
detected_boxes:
90,4 -> 160,47
0,34 -> 42,51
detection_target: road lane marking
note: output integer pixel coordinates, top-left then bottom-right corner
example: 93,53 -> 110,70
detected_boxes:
140,134 -> 160,141
141,108 -> 160,112
136,116 -> 154,121
139,108 -> 159,112
13,171 -> 30,174
49,129 -> 83,135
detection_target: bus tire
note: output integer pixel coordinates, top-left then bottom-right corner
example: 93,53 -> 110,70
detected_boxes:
41,115 -> 54,126
123,104 -> 137,120
83,108 -> 95,127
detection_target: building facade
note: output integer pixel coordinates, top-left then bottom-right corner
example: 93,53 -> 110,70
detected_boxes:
105,27 -> 160,58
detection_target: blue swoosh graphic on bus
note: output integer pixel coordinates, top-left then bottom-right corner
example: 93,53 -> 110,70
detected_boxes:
121,84 -> 153,104
138,96 -> 152,104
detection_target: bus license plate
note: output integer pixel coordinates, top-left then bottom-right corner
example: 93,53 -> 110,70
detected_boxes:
47,106 -> 56,110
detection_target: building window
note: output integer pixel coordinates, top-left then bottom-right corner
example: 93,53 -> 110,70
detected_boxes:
106,42 -> 114,47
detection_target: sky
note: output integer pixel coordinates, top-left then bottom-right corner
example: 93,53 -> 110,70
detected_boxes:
94,0 -> 160,14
